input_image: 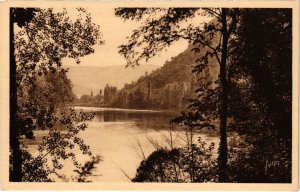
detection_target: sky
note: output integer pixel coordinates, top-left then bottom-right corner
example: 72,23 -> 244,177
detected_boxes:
62,8 -> 189,67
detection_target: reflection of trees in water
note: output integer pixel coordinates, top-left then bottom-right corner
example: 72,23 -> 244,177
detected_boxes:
92,110 -> 176,131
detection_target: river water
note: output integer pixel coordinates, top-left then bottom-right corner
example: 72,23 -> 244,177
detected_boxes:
26,107 -> 219,182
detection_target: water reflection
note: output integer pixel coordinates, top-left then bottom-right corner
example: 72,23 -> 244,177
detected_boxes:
91,109 -> 174,131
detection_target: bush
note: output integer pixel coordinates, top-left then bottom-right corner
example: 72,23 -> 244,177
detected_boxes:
133,138 -> 218,182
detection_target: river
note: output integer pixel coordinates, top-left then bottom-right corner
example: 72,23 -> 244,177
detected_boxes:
25,107 -> 219,182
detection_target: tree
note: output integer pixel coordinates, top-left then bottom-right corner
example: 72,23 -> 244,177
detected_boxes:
79,94 -> 93,105
10,8 -> 37,182
234,9 -> 292,138
10,8 -> 104,181
20,71 -> 76,110
225,8 -> 292,182
115,8 -> 238,182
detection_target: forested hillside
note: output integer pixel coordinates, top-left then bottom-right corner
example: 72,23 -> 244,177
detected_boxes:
110,44 -> 218,110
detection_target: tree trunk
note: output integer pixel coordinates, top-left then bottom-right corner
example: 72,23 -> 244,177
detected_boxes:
10,8 -> 22,182
218,9 -> 229,182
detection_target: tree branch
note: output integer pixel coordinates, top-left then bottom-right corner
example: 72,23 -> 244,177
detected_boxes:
202,8 -> 221,19
228,10 -> 237,36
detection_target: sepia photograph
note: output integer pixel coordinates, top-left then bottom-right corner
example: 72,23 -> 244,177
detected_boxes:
0,1 -> 298,190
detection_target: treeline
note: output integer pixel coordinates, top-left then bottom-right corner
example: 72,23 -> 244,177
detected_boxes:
112,81 -> 194,110
75,84 -> 117,107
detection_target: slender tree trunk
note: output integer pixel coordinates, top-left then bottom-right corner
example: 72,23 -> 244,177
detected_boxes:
218,9 -> 229,182
189,127 -> 194,182
10,8 -> 22,182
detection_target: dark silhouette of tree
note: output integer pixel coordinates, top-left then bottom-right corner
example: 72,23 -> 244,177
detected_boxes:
10,8 -> 104,181
225,8 -> 292,183
10,7 -> 37,182
115,8 -> 238,182
234,9 -> 292,138
133,140 -> 217,182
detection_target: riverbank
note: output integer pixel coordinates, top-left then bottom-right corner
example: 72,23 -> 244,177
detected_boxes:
74,106 -> 162,113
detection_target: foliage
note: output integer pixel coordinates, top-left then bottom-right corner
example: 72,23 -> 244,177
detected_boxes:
73,155 -> 102,182
117,8 -> 292,183
115,7 -> 239,182
115,8 -> 199,66
78,94 -> 94,105
224,9 -> 292,182
17,70 -> 75,139
228,136 -> 291,183
9,149 -> 52,182
18,108 -> 99,182
10,8 -> 104,182
15,8 -> 104,89
133,137 -> 217,182
232,9 -> 292,138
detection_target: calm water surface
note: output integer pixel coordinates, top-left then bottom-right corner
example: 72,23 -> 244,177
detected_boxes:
29,107 -> 218,182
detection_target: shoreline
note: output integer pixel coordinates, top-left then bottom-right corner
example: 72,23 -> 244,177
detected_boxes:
74,106 -> 163,113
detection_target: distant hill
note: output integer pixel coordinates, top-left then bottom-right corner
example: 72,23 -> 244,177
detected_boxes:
110,44 -> 219,110
66,65 -> 159,97
69,42 -> 219,110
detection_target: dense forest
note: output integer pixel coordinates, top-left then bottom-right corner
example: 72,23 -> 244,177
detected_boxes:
9,7 -> 293,184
